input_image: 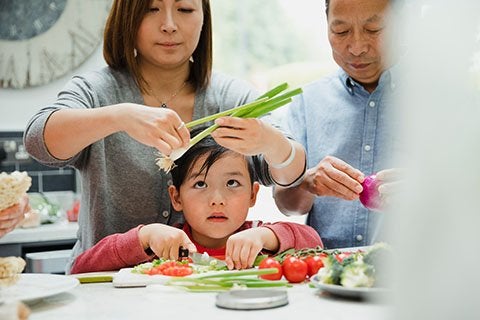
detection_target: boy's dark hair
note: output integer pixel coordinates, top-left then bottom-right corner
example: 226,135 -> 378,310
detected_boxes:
170,127 -> 256,189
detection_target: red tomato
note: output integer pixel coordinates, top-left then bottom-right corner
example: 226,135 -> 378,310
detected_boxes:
282,256 -> 308,283
146,261 -> 193,277
335,252 -> 352,263
258,258 -> 283,280
162,265 -> 193,277
303,255 -> 324,277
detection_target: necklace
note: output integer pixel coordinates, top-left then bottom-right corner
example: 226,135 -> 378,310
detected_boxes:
150,81 -> 187,108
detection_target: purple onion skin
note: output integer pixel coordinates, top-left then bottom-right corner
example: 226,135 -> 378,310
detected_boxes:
359,174 -> 383,211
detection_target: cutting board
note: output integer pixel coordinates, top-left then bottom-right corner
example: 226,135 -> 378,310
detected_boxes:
113,268 -> 173,287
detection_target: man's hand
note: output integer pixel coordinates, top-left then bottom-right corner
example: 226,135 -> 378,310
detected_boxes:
303,156 -> 365,200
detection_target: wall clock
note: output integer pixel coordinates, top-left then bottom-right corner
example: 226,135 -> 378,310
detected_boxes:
0,0 -> 111,89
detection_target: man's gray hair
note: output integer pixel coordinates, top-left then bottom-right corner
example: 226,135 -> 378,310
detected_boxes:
325,0 -> 402,16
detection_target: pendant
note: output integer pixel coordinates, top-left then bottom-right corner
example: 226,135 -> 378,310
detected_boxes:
161,103 -> 167,108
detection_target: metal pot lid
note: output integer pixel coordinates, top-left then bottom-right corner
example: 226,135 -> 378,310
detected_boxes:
215,289 -> 288,310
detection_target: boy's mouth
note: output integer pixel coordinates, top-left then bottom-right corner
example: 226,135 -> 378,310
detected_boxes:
207,213 -> 227,221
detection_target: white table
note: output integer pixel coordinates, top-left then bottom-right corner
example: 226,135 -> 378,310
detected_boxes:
27,281 -> 391,319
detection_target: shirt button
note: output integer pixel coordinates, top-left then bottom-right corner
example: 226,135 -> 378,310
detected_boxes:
356,234 -> 363,241
162,210 -> 170,218
369,101 -> 376,107
364,145 -> 371,151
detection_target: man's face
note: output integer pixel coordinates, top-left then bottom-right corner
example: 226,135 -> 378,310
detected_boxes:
327,0 -> 390,92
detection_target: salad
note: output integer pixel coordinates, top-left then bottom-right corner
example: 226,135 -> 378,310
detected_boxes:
315,242 -> 391,288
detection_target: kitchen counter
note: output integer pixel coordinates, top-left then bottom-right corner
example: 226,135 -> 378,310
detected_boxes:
27,281 -> 391,319
0,221 -> 78,245
0,222 -> 78,272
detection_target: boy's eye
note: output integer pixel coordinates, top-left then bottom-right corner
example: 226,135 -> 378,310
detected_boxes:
149,7 -> 159,12
178,8 -> 194,13
194,181 -> 207,189
226,179 -> 240,187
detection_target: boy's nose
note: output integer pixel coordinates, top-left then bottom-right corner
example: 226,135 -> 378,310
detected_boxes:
209,189 -> 225,206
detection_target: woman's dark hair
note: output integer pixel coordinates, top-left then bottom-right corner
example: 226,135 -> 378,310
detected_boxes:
103,0 -> 212,93
170,127 -> 256,189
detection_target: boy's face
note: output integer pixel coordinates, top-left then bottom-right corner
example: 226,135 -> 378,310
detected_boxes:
168,152 -> 260,248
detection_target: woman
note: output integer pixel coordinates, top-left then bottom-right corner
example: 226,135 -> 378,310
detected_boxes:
24,0 -> 306,272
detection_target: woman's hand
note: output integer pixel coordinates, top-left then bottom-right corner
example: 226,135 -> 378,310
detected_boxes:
224,227 -> 278,270
212,116 -> 306,186
0,194 -> 30,238
117,104 -> 190,156
138,223 -> 196,260
303,156 -> 365,200
211,116 -> 274,156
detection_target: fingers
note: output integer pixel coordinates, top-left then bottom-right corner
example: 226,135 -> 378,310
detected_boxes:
142,224 -> 195,260
378,180 -> 404,195
308,156 -> 364,200
0,208 -> 23,236
376,168 -> 406,181
329,157 -> 365,183
225,240 -> 260,270
155,121 -> 190,154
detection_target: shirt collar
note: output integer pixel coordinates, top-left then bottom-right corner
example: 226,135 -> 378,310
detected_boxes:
339,67 -> 397,95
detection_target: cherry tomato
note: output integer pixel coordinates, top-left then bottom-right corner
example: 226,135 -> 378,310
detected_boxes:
303,255 -> 324,277
282,256 -> 308,283
258,257 -> 283,280
335,252 -> 352,263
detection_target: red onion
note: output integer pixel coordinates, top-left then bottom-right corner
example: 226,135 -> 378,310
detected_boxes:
359,174 -> 383,211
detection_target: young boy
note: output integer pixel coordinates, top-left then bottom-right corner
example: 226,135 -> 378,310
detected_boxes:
70,129 -> 322,273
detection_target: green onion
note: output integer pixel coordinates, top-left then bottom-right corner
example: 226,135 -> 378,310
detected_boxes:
165,268 -> 291,292
156,83 -> 302,172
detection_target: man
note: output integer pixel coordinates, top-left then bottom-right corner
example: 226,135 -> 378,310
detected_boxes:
274,0 -> 401,249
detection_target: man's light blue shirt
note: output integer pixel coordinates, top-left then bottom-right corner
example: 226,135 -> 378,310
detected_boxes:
284,68 -> 400,249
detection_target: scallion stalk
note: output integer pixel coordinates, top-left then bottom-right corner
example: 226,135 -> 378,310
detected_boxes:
155,83 -> 303,172
165,268 -> 291,292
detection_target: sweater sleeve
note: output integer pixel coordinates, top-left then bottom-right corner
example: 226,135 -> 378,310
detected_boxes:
261,222 -> 323,254
70,225 -> 154,274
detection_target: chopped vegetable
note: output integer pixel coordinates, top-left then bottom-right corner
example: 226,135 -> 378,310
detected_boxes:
155,83 -> 303,172
132,258 -> 227,276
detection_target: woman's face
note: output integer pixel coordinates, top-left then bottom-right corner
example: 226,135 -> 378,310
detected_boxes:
136,0 -> 203,69
168,152 -> 259,249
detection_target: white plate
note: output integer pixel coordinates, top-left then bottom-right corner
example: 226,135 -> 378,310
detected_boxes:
310,275 -> 389,299
0,273 -> 79,304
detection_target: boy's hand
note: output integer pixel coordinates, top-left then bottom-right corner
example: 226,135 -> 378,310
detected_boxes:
225,227 -> 278,270
138,223 -> 196,260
